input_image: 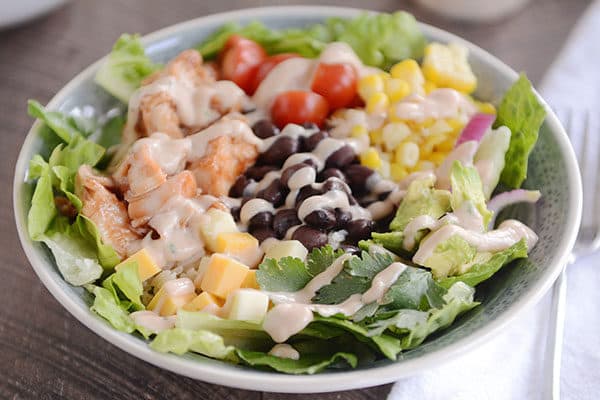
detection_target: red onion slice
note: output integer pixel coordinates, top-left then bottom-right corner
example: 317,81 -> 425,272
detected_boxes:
455,113 -> 496,147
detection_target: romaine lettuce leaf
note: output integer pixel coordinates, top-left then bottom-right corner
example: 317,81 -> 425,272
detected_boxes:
418,234 -> 477,279
89,285 -> 136,333
150,328 -> 238,361
27,100 -> 81,143
389,176 -> 451,232
370,231 -> 406,255
95,34 -> 161,103
102,261 -> 144,311
474,126 -> 511,199
27,158 -> 56,241
450,161 -> 492,228
236,349 -> 357,374
438,239 -> 528,289
495,74 -> 546,188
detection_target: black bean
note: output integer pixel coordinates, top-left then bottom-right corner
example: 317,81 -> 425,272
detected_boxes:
346,219 -> 375,241
295,185 -> 323,207
250,227 -> 277,242
301,122 -> 318,130
377,191 -> 392,201
273,209 -> 301,238
375,213 -> 395,232
257,178 -> 288,208
248,211 -> 274,230
245,165 -> 278,181
304,209 -> 337,230
320,168 -> 346,182
231,206 -> 241,222
302,130 -> 329,152
322,177 -> 350,193
344,164 -> 375,193
326,145 -> 356,169
281,162 -> 316,187
334,208 -> 352,229
358,197 -> 376,208
258,136 -> 299,166
292,225 -> 328,250
229,176 -> 249,198
252,119 -> 280,139
339,244 -> 360,255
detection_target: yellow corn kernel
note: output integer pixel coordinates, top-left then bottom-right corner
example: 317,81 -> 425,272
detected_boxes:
385,78 -> 411,102
395,142 -> 420,167
424,80 -> 437,94
416,160 -> 436,171
475,101 -> 496,115
390,163 -> 408,181
422,42 -> 477,93
369,128 -> 383,144
351,124 -> 368,138
378,159 -> 391,179
366,92 -> 389,114
358,74 -> 384,101
427,152 -> 447,165
360,147 -> 382,169
390,59 -> 425,95
437,137 -> 457,152
381,122 -> 411,151
446,118 -> 464,131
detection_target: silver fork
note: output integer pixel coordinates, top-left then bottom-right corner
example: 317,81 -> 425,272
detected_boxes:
545,109 -> 599,400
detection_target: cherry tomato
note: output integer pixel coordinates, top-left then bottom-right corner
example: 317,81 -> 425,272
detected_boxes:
271,91 -> 330,129
249,53 -> 299,95
310,63 -> 358,110
219,35 -> 267,94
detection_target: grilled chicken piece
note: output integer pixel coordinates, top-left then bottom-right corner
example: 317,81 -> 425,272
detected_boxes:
113,143 -> 167,201
76,165 -> 141,258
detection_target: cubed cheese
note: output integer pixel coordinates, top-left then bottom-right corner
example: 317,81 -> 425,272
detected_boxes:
193,256 -> 212,289
265,240 -> 308,261
115,248 -> 161,281
148,278 -> 196,316
199,209 -> 238,251
225,289 -> 269,324
200,254 -> 249,298
241,270 -> 260,290
215,232 -> 263,267
183,292 -> 224,312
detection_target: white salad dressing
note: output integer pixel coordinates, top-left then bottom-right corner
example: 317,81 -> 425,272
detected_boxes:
134,133 -> 191,176
435,140 -> 479,190
413,219 -> 538,265
130,311 -> 176,333
391,88 -> 478,123
268,344 -> 300,360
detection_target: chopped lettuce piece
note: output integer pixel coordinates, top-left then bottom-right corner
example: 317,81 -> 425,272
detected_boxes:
102,261 -> 144,311
27,100 -> 81,144
371,231 -> 405,255
196,11 -> 426,69
48,135 -> 105,175
450,161 -> 493,228
89,285 -> 136,333
95,34 -> 161,103
73,215 -> 121,269
495,74 -> 546,188
438,239 -> 528,289
27,159 -> 56,241
474,126 -> 511,199
236,349 -> 357,374
389,176 -> 451,232
419,235 -> 477,279
150,328 -> 238,361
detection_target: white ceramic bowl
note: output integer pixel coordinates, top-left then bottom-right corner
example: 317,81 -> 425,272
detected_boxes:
13,6 -> 581,393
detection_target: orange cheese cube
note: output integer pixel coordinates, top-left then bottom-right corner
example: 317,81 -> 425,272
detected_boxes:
183,292 -> 225,311
148,278 -> 195,316
241,270 -> 260,290
215,232 -> 262,267
200,254 -> 250,298
115,248 -> 161,281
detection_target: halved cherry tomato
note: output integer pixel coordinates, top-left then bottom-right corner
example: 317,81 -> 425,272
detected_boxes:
249,53 -> 299,95
271,91 -> 329,129
219,35 -> 267,94
310,63 -> 358,110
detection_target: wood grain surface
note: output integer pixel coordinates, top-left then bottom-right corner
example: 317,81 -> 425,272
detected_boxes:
0,0 -> 590,398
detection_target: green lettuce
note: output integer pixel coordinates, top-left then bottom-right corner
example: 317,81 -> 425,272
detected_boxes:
419,235 -> 477,279
28,100 -> 82,143
474,127 -> 511,199
236,349 -> 356,374
389,176 -> 451,232
27,157 -> 56,240
102,261 -> 144,311
196,12 -> 426,69
89,285 -> 136,333
95,34 -> 161,103
380,266 -> 447,311
495,74 -> 546,188
438,239 -> 528,289
150,328 -> 238,360
450,161 -> 492,228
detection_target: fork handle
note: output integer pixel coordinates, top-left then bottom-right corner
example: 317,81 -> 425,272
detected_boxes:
545,269 -> 568,400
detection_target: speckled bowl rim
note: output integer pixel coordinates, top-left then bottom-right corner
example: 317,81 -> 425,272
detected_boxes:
13,6 -> 582,393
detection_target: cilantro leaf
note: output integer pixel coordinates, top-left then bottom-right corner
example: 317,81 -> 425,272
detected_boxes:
347,251 -> 394,279
380,267 -> 447,311
495,74 -> 546,188
256,256 -> 312,292
306,245 -> 344,276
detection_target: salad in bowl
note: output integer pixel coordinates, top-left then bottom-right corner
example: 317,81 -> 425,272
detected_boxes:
22,10 -> 547,375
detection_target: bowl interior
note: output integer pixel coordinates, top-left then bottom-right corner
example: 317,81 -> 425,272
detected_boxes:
13,6 -> 581,393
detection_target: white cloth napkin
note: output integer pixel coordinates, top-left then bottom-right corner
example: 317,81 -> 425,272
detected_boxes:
388,2 -> 600,399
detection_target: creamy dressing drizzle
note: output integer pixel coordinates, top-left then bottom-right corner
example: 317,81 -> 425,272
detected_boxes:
413,219 -> 538,265
435,141 -> 479,190
392,88 -> 478,123
268,344 -> 300,360
130,311 -> 176,333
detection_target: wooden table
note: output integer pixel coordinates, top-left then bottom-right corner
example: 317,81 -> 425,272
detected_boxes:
0,0 -> 590,398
